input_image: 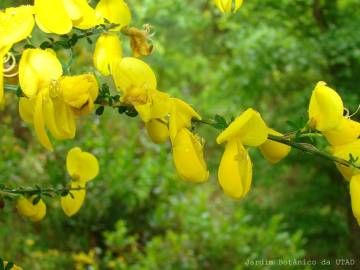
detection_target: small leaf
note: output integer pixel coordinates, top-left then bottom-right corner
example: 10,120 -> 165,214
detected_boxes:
40,41 -> 52,50
32,196 -> 41,205
118,106 -> 127,114
96,106 -> 105,116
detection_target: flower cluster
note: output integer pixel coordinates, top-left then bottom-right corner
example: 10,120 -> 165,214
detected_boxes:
16,147 -> 99,221
214,0 -> 243,13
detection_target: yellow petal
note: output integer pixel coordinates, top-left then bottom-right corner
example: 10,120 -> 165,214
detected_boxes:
0,5 -> 34,48
169,98 -> 201,142
323,117 -> 360,146
259,129 -> 291,164
34,93 -> 53,151
0,54 -> 3,102
19,49 -> 63,97
331,139 -> 360,180
146,119 -> 169,144
216,108 -> 268,146
61,182 -> 86,217
95,0 -> 131,31
234,0 -> 243,11
218,139 -> 252,199
66,147 -> 99,182
19,96 -> 35,123
72,0 -> 100,29
29,199 -> 46,222
34,0 -> 73,34
308,81 -> 344,131
16,196 -> 46,222
172,128 -> 209,183
93,33 -> 122,76
350,174 -> 360,225
53,98 -> 77,138
60,74 -> 99,110
63,0 -> 82,20
112,57 -> 157,94
3,262 -> 22,270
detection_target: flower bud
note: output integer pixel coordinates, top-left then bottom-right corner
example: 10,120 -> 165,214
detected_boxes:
259,129 -> 291,164
308,81 -> 343,131
146,119 -> 169,144
218,140 -> 252,199
172,128 -> 209,183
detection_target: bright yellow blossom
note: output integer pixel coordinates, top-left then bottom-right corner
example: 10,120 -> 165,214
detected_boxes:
218,140 -> 252,199
217,108 -> 268,146
16,196 -> 46,222
323,117 -> 360,146
350,174 -> 360,225
214,0 -> 243,13
308,81 -> 344,132
330,139 -> 360,180
146,119 -> 169,144
95,0 -> 132,31
172,128 -> 209,183
66,147 -> 99,182
34,0 -> 99,34
93,33 -> 123,76
259,129 -> 291,164
61,181 -> 86,217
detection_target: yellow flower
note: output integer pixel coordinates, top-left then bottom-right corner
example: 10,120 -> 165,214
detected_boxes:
214,0 -> 243,13
322,117 -> 360,146
0,5 -> 35,101
95,0 -> 131,31
3,261 -> 23,270
218,139 -> 252,199
216,108 -> 268,146
60,73 -> 99,115
93,33 -> 123,76
66,147 -> 99,182
169,98 -> 201,142
350,174 -> 360,225
172,128 -> 209,183
34,0 -> 99,34
308,81 -> 344,132
259,129 -> 291,164
146,119 -> 169,144
112,57 -> 171,122
61,181 -> 86,217
16,196 -> 46,222
330,139 -> 360,180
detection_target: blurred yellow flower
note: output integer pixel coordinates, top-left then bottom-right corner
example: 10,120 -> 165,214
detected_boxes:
34,0 -> 99,34
308,81 -> 344,132
95,0 -> 131,31
216,108 -> 268,146
16,196 -> 46,222
218,140 -> 252,199
214,0 -> 243,13
66,147 -> 99,182
350,174 -> 360,225
172,128 -> 209,183
93,33 -> 123,76
3,261 -> 23,270
323,117 -> 360,146
61,181 -> 86,217
259,129 -> 291,164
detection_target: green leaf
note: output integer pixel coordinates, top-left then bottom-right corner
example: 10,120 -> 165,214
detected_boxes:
96,106 -> 105,116
32,195 -> 41,205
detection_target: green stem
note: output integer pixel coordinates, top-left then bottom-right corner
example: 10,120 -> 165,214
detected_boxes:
0,186 -> 85,197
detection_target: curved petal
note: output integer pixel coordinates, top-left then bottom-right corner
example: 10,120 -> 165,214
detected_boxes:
66,147 -> 99,182
19,96 -> 36,123
95,0 -> 131,31
331,139 -> 360,180
323,117 -> 360,146
350,175 -> 360,225
172,128 -> 209,183
34,93 -> 53,151
146,119 -> 169,144
34,0 -> 72,34
72,0 -> 100,29
216,108 -> 268,146
61,182 -> 86,217
259,129 -> 291,164
218,140 -> 252,199
29,199 -> 46,222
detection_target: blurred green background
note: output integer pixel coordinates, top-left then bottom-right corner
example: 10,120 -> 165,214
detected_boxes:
1,0 -> 360,269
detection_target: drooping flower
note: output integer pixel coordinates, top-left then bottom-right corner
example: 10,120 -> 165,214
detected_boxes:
218,139 -> 252,199
66,147 -> 99,182
34,0 -> 99,34
60,181 -> 86,217
217,108 -> 268,146
0,5 -> 35,101
93,33 -> 123,76
322,117 -> 360,146
16,196 -> 46,222
308,81 -> 344,132
259,129 -> 291,164
146,119 -> 169,144
172,128 -> 209,183
214,0 -> 243,13
95,0 -> 131,31
330,139 -> 360,180
350,174 -> 360,225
